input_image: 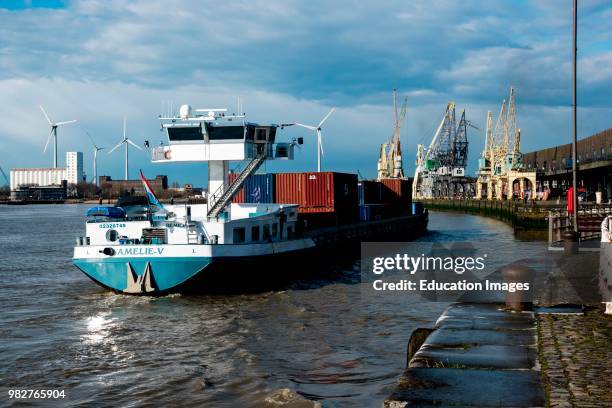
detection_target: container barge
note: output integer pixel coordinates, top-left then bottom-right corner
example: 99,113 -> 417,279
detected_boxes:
73,105 -> 427,295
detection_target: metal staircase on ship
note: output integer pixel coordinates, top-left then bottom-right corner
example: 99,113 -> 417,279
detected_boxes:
207,152 -> 266,219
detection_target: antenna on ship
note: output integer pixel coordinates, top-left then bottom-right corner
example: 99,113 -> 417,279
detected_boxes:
40,105 -> 77,168
108,116 -> 143,180
295,107 -> 336,172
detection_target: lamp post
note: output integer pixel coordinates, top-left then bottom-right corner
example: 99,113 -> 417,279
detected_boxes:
571,0 -> 578,232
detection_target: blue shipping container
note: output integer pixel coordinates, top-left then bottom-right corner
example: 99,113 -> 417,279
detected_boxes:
243,173 -> 275,203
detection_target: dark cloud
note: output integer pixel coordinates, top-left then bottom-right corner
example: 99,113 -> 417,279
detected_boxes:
0,0 -> 610,183
0,0 -> 609,106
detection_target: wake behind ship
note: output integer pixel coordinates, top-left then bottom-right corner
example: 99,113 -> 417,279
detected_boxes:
73,105 -> 428,295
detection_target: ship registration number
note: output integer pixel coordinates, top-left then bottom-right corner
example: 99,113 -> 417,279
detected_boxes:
99,223 -> 127,229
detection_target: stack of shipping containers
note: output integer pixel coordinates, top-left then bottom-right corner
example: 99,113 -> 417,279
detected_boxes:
229,171 -> 413,227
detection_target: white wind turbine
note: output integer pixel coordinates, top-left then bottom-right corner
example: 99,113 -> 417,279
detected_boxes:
85,131 -> 104,186
295,107 -> 336,172
40,105 -> 77,168
108,116 -> 142,180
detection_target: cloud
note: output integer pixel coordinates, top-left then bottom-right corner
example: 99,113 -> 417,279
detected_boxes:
0,0 -> 610,184
1,0 -> 608,104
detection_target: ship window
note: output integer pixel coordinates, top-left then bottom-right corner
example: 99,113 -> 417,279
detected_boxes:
205,123 -> 245,140
271,223 -> 278,238
263,225 -> 271,241
251,226 -> 260,242
167,126 -> 203,141
106,229 -> 118,242
255,128 -> 269,142
233,227 -> 246,244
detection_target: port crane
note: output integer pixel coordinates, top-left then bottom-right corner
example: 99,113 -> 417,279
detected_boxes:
476,87 -> 536,200
377,89 -> 407,180
412,102 -> 475,199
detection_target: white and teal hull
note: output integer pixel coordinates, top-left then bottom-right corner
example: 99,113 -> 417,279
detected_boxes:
73,239 -> 316,295
73,211 -> 428,295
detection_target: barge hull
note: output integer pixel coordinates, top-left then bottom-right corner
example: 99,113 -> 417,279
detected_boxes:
74,212 -> 428,295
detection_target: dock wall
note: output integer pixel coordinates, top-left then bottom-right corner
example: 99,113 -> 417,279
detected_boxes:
421,199 -> 550,230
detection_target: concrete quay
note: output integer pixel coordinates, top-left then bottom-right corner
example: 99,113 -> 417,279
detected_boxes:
384,303 -> 545,408
537,305 -> 611,408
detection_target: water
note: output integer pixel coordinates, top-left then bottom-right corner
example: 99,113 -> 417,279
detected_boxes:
0,205 -> 545,407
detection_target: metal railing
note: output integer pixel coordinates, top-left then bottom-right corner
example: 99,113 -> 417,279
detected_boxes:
548,205 -> 612,244
207,153 -> 266,219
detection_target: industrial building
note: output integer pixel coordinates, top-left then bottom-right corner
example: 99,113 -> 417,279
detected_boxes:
10,181 -> 68,202
522,127 -> 612,200
99,175 -> 168,197
10,151 -> 84,190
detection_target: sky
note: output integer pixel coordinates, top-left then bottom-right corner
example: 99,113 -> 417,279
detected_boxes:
0,0 -> 611,187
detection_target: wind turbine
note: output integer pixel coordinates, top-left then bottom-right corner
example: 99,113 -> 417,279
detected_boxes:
40,105 -> 77,168
108,116 -> 142,180
85,131 -> 104,186
295,107 -> 336,172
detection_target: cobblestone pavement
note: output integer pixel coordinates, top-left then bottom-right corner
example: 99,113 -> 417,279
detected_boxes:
537,305 -> 612,408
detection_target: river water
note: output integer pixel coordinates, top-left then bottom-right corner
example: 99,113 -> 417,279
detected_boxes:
0,205 -> 545,407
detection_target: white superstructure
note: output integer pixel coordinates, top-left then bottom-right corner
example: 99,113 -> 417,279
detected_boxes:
10,151 -> 84,190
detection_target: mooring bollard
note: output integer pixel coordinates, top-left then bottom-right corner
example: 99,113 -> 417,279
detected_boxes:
501,264 -> 536,311
562,230 -> 580,254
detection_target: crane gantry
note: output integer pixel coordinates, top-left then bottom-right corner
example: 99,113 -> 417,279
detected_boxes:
476,87 -> 536,200
377,89 -> 407,180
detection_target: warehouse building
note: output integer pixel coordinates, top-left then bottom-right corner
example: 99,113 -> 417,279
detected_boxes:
99,175 -> 168,197
522,128 -> 612,199
10,152 -> 84,190
10,181 -> 68,202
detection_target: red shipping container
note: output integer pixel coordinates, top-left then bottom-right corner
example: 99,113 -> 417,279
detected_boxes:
380,178 -> 412,202
275,172 -> 358,223
380,178 -> 413,215
275,172 -> 306,207
228,173 -> 245,203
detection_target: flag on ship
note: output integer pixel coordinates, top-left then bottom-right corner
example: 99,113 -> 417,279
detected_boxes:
140,169 -> 165,211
